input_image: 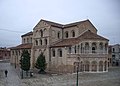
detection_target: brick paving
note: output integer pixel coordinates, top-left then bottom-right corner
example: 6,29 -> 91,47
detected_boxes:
0,62 -> 120,86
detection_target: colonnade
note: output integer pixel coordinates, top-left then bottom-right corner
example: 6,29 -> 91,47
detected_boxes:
74,60 -> 108,72
68,41 -> 108,54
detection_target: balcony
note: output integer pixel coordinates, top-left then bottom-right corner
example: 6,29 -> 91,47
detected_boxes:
67,53 -> 108,58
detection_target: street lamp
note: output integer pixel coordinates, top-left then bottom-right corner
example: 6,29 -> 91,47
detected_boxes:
76,62 -> 79,86
76,57 -> 80,86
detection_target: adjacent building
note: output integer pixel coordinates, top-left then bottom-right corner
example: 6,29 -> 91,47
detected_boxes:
111,44 -> 120,66
0,47 -> 10,60
108,45 -> 112,67
10,32 -> 33,68
10,19 -> 109,73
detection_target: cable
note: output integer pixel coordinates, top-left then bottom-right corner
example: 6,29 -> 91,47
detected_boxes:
0,28 -> 25,33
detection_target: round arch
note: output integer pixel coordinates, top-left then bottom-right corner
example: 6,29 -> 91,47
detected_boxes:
99,61 -> 103,71
84,61 -> 90,72
91,61 -> 97,72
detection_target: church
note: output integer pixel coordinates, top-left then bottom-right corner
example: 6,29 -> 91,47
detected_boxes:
10,19 -> 109,73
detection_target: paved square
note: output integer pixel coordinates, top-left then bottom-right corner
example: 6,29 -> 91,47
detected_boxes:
0,62 -> 120,86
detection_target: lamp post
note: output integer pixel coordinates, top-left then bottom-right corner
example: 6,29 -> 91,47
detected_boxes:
76,62 -> 79,86
76,57 -> 80,86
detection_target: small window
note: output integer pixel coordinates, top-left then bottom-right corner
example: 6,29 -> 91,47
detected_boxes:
92,47 -> 96,53
57,31 -> 60,39
112,48 -> 115,52
40,30 -> 43,37
105,43 -> 107,51
52,49 -> 55,57
40,39 -> 42,45
71,30 -> 75,37
112,55 -> 115,58
44,39 -> 47,45
58,49 -> 62,57
65,31 -> 68,38
36,40 -> 38,45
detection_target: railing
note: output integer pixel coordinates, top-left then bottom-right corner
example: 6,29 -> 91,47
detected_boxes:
67,53 -> 108,58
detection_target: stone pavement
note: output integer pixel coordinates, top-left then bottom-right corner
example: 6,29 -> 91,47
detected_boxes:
0,62 -> 120,86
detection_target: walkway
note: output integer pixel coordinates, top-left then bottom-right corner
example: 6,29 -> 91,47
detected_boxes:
0,62 -> 120,86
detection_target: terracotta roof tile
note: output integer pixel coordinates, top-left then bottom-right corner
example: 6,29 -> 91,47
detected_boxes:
10,43 -> 32,49
41,19 -> 63,28
51,38 -> 79,47
21,31 -> 33,37
51,30 -> 108,47
41,19 -> 90,28
78,30 -> 109,41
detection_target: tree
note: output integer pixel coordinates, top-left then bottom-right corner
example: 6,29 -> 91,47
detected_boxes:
35,52 -> 46,74
20,50 -> 31,76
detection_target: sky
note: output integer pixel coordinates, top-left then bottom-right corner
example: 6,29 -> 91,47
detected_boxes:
0,0 -> 120,47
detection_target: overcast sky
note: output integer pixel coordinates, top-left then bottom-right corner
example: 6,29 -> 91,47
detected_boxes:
0,0 -> 120,47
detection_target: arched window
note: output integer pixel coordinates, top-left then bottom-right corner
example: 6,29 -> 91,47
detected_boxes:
65,31 -> 68,38
44,39 -> 47,45
57,31 -> 60,39
99,61 -> 103,71
58,49 -> 62,57
35,40 -> 38,45
104,61 -> 107,71
80,61 -> 84,72
84,61 -> 90,71
92,42 -> 97,53
40,39 -> 42,45
40,30 -> 43,37
99,43 -> 103,50
52,49 -> 55,57
85,43 -> 89,50
91,61 -> 97,71
71,30 -> 75,37
85,42 -> 89,53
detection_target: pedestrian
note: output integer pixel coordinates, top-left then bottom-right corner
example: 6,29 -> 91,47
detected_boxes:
5,70 -> 8,77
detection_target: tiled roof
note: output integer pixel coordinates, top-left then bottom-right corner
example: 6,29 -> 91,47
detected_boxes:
51,38 -> 79,47
78,30 -> 109,41
21,31 -> 33,37
41,19 -> 91,28
41,19 -> 63,28
51,30 -> 108,48
10,43 -> 32,50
